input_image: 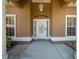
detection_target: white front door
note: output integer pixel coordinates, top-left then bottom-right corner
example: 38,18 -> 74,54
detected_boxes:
33,19 -> 50,39
36,20 -> 47,37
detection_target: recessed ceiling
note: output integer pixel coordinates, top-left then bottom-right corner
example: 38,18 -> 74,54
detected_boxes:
32,0 -> 51,3
67,1 -> 76,7
6,1 -> 15,6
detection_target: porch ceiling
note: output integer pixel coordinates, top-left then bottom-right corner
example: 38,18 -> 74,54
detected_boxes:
60,0 -> 76,7
7,0 -> 76,8
7,0 -> 27,8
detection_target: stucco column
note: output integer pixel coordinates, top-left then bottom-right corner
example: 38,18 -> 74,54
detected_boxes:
2,0 -> 8,59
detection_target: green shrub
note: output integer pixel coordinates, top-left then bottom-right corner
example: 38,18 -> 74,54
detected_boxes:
6,33 -> 12,48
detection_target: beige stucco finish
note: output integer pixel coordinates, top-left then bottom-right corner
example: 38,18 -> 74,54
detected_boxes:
6,2 -> 31,37
51,0 -> 76,37
6,0 -> 76,37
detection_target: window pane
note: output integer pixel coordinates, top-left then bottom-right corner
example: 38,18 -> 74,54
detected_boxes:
71,27 -> 76,36
10,17 -> 14,25
6,27 -> 14,36
6,16 -> 14,25
9,18 -> 11,24
67,27 -> 76,36
67,17 -> 76,26
67,27 -> 71,36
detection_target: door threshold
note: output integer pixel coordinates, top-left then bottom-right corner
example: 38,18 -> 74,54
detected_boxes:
32,36 -> 51,40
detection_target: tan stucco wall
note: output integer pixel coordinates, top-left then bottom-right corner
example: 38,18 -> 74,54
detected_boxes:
6,0 -> 76,37
6,2 -> 31,37
31,3 -> 52,35
51,0 -> 76,37
31,3 -> 51,19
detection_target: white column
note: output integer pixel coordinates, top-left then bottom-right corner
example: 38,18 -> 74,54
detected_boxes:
2,0 -> 8,59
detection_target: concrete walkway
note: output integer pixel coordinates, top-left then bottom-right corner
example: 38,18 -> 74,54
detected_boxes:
8,41 -> 75,59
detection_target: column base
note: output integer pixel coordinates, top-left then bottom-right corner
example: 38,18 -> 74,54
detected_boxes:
2,53 -> 8,59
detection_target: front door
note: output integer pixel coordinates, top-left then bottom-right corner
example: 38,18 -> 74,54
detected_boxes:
33,19 -> 50,39
36,20 -> 47,37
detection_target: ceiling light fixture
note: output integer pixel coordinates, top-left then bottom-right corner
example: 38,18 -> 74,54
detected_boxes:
39,0 -> 44,12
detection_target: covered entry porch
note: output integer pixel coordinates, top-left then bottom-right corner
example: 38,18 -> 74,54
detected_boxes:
3,0 -> 76,59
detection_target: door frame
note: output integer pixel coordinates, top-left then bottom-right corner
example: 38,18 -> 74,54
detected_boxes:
33,19 -> 50,39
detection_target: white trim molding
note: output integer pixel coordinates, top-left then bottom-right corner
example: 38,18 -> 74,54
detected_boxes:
32,36 -> 51,40
12,37 -> 32,41
51,37 -> 76,41
11,36 -> 76,41
32,0 -> 51,3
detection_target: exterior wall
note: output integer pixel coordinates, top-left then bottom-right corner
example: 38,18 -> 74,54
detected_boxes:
6,2 -> 31,37
51,0 -> 76,37
31,3 -> 51,19
31,3 -> 52,35
6,0 -> 76,37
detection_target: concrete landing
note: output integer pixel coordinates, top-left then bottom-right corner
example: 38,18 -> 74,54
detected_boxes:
8,41 -> 75,59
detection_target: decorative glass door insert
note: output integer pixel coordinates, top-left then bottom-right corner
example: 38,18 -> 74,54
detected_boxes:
33,19 -> 49,37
